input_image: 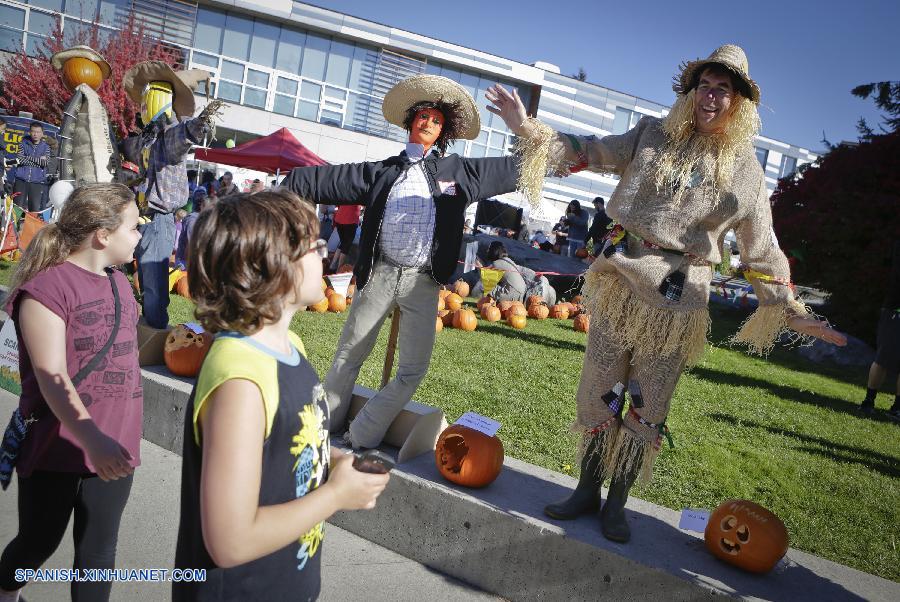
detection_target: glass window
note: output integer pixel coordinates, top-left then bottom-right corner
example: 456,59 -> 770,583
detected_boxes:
64,18 -> 90,45
449,139 -> 466,156
469,143 -> 486,158
780,155 -> 797,178
300,80 -> 322,101
98,0 -> 126,26
194,8 -> 225,54
488,132 -> 505,149
755,147 -> 768,168
29,0 -> 63,10
273,94 -> 295,116
320,109 -> 342,127
192,51 -> 218,69
486,147 -> 503,157
297,100 -> 318,121
217,81 -> 242,103
424,62 -> 441,77
630,111 -> 644,129
439,65 -> 461,82
275,27 -> 304,74
325,39 -> 353,87
276,77 -> 298,95
0,6 -> 25,29
0,27 -> 22,52
220,60 -> 244,82
246,69 -> 268,89
243,88 -> 266,109
458,72 -> 478,98
475,130 -> 488,145
27,11 -> 55,36
613,107 -> 632,134
300,33 -> 329,81
249,20 -> 279,68
348,45 -> 372,92
25,33 -> 46,56
195,80 -> 215,96
323,86 -> 346,102
64,0 -> 98,19
222,13 -> 252,61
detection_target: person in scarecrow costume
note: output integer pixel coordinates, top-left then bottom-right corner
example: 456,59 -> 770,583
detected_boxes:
120,61 -> 223,329
487,45 -> 847,542
285,75 -> 521,449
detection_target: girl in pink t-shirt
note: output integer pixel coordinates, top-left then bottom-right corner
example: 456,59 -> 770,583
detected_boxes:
0,183 -> 142,602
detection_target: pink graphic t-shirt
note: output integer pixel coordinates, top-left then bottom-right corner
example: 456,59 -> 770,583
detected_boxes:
5,262 -> 142,476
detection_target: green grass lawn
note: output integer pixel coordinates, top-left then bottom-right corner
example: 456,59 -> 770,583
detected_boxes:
2,259 -> 898,581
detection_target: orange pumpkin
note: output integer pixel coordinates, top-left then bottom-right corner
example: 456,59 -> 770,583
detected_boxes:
453,279 -> 470,299
497,299 -> 513,315
574,313 -> 590,332
575,247 -> 589,258
320,279 -> 328,293
550,304 -> 570,319
435,424 -> 504,488
445,293 -> 463,311
63,57 -> 103,91
174,273 -> 191,299
476,295 -> 495,312
572,294 -> 584,304
324,287 -> 335,298
570,304 -> 585,318
563,302 -> 576,314
528,303 -> 549,320
337,263 -> 354,273
309,296 -> 329,313
438,288 -> 452,300
481,305 -> 501,322
327,292 -> 346,312
437,296 -> 446,312
439,309 -> 454,327
526,294 -> 544,308
164,324 -> 212,377
435,316 -> 443,332
452,308 -> 478,331
507,314 -> 527,329
501,301 -> 525,320
346,295 -> 353,306
704,500 -> 789,574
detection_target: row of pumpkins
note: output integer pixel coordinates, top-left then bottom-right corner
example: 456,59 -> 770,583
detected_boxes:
436,279 -> 590,334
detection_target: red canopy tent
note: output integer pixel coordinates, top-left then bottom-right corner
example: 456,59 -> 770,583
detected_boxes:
193,127 -> 328,174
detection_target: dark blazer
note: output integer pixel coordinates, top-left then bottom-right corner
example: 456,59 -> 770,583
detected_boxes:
285,150 -> 519,287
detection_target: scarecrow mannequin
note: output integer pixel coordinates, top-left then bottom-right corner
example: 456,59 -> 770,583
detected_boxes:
286,75 -> 521,449
487,45 -> 846,542
120,61 -> 222,329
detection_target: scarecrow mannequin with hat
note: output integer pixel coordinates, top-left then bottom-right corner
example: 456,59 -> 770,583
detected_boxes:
487,45 -> 847,542
286,75 -> 522,449
120,61 -> 223,330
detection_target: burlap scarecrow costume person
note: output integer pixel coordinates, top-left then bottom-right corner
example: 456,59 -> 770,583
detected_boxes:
285,75 -> 520,449
119,61 -> 223,329
487,44 -> 846,542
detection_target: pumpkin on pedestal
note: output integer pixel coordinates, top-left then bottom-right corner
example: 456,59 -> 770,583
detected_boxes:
704,500 -> 789,574
452,308 -> 478,331
453,279 -> 470,299
574,314 -> 590,332
528,303 -> 549,320
481,305 -> 501,322
549,304 -> 570,319
327,293 -> 346,313
435,425 -> 504,488
445,293 -> 463,312
164,324 -> 212,377
308,296 -> 329,313
507,314 -> 527,329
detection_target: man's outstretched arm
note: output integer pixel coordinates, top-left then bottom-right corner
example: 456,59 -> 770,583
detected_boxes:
284,162 -> 380,206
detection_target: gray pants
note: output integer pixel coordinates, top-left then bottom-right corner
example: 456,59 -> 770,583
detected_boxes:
325,261 -> 440,448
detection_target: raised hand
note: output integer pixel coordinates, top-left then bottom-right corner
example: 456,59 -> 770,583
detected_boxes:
485,84 -> 529,136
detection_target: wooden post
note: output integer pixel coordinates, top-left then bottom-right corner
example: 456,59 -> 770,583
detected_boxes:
381,309 -> 401,389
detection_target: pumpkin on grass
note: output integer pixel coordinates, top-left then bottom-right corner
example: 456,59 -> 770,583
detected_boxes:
438,288 -> 452,301
501,301 -> 525,320
435,316 -> 443,332
476,295 -> 495,312
497,300 -> 513,315
308,296 -> 329,313
549,304 -> 570,319
570,304 -> 584,318
445,293 -> 463,312
435,424 -> 504,488
327,293 -> 346,313
704,500 -> 788,574
164,324 -> 212,377
574,313 -> 590,332
528,303 -> 549,320
452,308 -> 477,331
439,309 -> 454,327
453,279 -> 470,299
526,294 -> 544,308
481,305 -> 501,322
507,314 -> 527,329
437,296 -> 446,312
572,294 -> 584,304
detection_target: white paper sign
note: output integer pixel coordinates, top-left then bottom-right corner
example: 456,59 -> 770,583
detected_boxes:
0,318 -> 21,395
454,412 -> 501,437
463,241 -> 479,273
679,508 -> 710,533
326,273 -> 353,297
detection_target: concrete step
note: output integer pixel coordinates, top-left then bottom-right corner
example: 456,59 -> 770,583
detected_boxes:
140,366 -> 899,601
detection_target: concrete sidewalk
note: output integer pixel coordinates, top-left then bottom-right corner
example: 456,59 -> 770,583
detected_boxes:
0,390 -> 497,601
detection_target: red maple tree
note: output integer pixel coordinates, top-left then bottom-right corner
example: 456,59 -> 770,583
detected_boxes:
0,12 -> 182,138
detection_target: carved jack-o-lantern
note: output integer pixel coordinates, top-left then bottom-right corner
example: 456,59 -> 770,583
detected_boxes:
704,499 -> 789,573
435,424 -> 504,488
164,324 -> 212,377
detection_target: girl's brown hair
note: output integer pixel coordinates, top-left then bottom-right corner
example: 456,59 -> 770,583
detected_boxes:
9,183 -> 136,297
188,189 -> 319,335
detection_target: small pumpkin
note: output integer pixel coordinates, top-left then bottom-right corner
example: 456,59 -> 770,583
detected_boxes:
327,292 -> 346,312
575,247 -> 589,258
164,324 -> 212,377
497,300 -> 513,315
324,287 -> 335,298
435,424 -> 504,488
62,56 -> 103,91
704,500 -> 789,574
526,294 -> 544,308
445,293 -> 463,311
452,308 -> 477,331
337,263 -> 354,273
439,309 -> 454,327
572,294 -> 584,304
501,301 -> 525,320
438,288 -> 452,300
309,296 -> 329,313
481,305 -> 501,322
570,304 -> 585,318
528,303 -> 549,320
453,279 -> 470,299
476,295 -> 495,312
507,314 -> 527,329
174,273 -> 191,299
437,296 -> 446,312
435,316 -> 443,332
574,314 -> 590,333
549,304 -> 569,319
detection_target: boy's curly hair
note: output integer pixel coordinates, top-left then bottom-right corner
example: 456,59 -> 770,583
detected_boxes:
402,100 -> 466,154
188,190 -> 319,335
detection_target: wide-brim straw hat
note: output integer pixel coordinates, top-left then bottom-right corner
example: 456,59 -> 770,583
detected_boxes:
50,45 -> 111,80
122,61 -> 211,118
674,44 -> 760,104
382,75 -> 481,140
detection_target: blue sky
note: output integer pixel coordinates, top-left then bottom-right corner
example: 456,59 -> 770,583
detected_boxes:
315,0 -> 898,153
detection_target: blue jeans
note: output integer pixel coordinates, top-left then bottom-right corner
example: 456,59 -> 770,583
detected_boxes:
566,239 -> 584,257
136,212 -> 175,329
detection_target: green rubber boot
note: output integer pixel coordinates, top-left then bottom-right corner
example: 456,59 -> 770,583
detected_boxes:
544,437 -> 606,520
600,465 -> 639,543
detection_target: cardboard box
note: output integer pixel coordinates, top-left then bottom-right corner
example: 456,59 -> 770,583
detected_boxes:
137,320 -> 170,366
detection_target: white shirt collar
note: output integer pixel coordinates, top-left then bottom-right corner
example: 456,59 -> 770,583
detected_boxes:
405,142 -> 427,161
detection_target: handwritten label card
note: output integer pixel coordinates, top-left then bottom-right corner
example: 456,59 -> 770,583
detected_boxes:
184,322 -> 205,334
454,412 -> 501,437
678,508 -> 710,533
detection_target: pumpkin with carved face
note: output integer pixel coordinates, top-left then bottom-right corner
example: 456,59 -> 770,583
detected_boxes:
704,499 -> 789,573
164,324 -> 212,377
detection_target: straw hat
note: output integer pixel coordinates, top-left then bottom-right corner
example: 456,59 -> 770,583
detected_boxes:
50,45 -> 111,80
674,44 -> 760,103
122,61 -> 211,118
382,75 -> 481,140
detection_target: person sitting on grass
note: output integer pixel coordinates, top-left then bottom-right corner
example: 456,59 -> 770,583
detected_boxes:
173,190 -> 389,601
480,241 -> 556,306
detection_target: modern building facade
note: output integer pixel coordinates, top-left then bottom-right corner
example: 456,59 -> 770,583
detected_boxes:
0,0 -> 819,222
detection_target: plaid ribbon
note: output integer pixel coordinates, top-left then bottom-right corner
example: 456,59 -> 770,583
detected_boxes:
627,406 -> 674,450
